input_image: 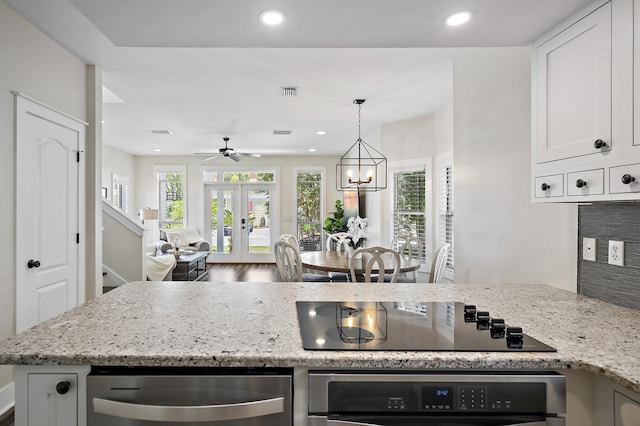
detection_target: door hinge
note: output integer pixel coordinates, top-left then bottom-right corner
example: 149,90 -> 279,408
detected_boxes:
76,233 -> 80,244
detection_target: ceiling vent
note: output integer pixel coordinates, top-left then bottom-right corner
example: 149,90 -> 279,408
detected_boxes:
151,129 -> 173,135
282,87 -> 297,97
273,130 -> 292,135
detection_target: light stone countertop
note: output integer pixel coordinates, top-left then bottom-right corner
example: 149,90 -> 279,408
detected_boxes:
0,282 -> 639,393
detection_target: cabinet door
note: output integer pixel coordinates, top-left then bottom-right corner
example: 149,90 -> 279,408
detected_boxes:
28,374 -> 78,426
615,391 -> 640,426
536,2 -> 612,163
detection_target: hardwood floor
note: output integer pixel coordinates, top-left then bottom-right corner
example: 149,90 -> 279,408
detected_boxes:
205,263 -> 280,282
0,407 -> 13,426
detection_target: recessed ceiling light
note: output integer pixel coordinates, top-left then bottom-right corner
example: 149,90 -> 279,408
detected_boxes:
260,10 -> 285,26
315,131 -> 327,135
445,11 -> 471,26
309,148 -> 317,152
153,148 -> 162,152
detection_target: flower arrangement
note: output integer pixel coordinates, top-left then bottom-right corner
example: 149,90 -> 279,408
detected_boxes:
346,216 -> 368,248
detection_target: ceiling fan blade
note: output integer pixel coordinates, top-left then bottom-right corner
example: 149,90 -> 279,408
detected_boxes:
202,154 -> 222,161
229,153 -> 241,162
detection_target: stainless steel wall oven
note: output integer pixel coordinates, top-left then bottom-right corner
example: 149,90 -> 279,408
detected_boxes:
87,366 -> 292,425
308,370 -> 566,426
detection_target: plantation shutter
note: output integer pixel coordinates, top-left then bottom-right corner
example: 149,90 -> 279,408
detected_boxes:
438,164 -> 454,271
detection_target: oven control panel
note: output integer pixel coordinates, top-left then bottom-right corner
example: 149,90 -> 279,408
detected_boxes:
328,381 -> 548,414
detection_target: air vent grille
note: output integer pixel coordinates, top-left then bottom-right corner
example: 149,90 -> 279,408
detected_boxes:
282,87 -> 297,97
151,129 -> 173,135
273,130 -> 292,135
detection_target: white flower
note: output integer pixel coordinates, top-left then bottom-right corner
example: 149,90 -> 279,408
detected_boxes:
347,216 -> 368,246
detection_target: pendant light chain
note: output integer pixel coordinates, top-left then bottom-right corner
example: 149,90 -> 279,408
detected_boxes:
357,101 -> 362,140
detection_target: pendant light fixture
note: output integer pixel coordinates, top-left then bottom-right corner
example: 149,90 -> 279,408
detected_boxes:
336,99 -> 387,191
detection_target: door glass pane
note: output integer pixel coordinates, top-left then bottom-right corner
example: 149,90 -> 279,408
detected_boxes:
296,172 -> 322,251
247,189 -> 270,254
210,189 -> 233,254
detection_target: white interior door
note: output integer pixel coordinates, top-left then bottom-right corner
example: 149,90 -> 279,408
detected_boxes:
205,183 -> 276,263
15,94 -> 85,332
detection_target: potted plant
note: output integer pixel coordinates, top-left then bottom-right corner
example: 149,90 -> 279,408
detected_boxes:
323,200 -> 348,234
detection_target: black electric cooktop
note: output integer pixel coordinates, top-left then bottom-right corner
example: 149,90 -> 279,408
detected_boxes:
296,301 -> 556,352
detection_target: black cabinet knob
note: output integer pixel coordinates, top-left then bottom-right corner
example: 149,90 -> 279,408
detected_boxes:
621,174 -> 636,185
56,381 -> 70,395
575,179 -> 587,188
27,259 -> 41,269
594,139 -> 607,149
540,183 -> 551,191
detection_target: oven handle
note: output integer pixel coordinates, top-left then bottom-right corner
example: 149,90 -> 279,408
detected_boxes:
93,396 -> 284,422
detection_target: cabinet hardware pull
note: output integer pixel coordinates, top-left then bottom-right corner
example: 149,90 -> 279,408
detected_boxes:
594,139 -> 607,149
540,183 -> 551,191
56,381 -> 70,395
575,179 -> 588,188
93,396 -> 284,422
27,259 -> 40,269
621,174 -> 636,185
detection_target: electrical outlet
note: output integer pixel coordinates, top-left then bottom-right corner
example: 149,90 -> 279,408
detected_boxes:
608,240 -> 624,266
583,238 -> 596,261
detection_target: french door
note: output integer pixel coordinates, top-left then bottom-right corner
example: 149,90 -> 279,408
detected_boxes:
205,183 -> 276,262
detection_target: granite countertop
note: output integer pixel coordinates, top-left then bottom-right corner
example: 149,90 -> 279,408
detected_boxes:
1,282 -> 639,393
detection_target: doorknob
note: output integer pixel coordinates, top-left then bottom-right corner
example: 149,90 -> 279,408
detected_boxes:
27,259 -> 41,269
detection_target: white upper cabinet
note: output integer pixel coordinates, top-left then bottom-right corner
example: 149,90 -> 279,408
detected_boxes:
532,0 -> 640,202
535,2 -> 612,164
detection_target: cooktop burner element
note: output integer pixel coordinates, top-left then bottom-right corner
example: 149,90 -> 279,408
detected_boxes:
296,301 -> 556,352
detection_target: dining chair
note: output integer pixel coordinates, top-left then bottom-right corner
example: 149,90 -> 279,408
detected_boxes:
273,241 -> 331,282
349,246 -> 401,283
279,233 -> 300,250
391,234 -> 423,283
324,232 -> 351,282
429,243 -> 451,283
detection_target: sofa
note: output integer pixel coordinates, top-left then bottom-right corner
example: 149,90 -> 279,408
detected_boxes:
145,244 -> 176,281
157,228 -> 210,254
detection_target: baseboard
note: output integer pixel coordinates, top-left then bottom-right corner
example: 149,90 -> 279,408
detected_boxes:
0,382 -> 14,418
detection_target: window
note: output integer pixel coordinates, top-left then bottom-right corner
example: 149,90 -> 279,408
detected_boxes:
436,154 -> 454,278
296,170 -> 324,251
157,167 -> 186,229
392,168 -> 427,263
112,174 -> 129,213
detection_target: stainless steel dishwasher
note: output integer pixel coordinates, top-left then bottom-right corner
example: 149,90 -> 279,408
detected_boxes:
87,366 -> 292,425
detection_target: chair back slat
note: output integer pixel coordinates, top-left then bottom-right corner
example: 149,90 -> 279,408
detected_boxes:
350,246 -> 401,283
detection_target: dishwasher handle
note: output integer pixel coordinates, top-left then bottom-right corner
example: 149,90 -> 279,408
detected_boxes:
93,396 -> 284,422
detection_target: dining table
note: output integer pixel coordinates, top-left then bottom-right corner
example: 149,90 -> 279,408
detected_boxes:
299,249 -> 421,274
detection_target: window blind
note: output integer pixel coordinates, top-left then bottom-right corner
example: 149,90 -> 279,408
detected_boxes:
392,169 -> 427,263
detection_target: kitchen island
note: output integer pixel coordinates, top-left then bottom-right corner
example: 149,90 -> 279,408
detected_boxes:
1,282 -> 639,425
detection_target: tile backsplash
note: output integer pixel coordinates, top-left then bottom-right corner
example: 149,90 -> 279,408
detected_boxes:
578,202 -> 640,310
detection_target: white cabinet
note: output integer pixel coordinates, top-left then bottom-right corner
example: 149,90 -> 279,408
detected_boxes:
15,365 -> 89,426
535,2 -> 612,164
531,0 -> 640,202
27,374 -> 78,426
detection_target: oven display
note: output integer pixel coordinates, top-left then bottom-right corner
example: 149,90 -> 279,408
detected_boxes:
422,386 -> 453,410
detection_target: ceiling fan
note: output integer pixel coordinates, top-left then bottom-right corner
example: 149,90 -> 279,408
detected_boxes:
195,137 -> 260,162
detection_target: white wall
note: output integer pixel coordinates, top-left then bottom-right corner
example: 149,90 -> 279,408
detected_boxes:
102,144 -> 137,211
0,0 -> 87,395
453,47 -> 577,291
